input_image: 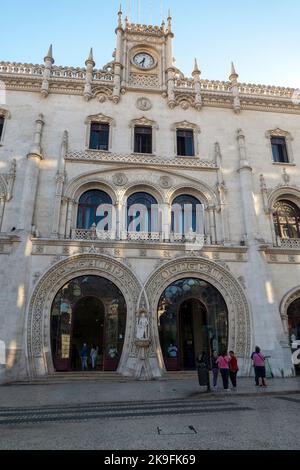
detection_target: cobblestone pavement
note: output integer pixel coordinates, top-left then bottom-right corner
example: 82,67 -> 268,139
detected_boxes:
0,394 -> 299,449
0,377 -> 299,408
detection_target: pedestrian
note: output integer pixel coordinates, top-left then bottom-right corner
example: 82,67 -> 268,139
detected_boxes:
229,350 -> 239,390
90,344 -> 98,370
251,346 -> 267,387
71,344 -> 79,370
211,350 -> 219,390
80,342 -> 89,371
217,351 -> 230,391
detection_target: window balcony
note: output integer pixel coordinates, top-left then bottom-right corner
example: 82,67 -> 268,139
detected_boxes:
71,228 -> 210,246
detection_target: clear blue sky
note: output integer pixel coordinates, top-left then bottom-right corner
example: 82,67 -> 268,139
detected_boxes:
1,0 -> 299,87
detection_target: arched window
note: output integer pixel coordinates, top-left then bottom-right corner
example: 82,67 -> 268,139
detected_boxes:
77,190 -> 112,230
273,200 -> 300,239
127,192 -> 158,233
171,195 -> 204,234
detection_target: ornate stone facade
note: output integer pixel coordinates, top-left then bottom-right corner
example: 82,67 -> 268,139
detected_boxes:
0,10 -> 299,383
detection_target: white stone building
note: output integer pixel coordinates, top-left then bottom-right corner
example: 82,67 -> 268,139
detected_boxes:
0,10 -> 300,383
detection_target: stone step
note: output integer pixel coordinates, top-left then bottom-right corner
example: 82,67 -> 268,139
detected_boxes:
7,371 -> 199,385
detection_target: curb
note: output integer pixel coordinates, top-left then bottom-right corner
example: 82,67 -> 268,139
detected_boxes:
189,389 -> 300,399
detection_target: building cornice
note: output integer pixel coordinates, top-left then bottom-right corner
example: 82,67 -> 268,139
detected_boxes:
1,61 -> 300,114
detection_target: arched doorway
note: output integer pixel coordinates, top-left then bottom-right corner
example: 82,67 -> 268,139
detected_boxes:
50,275 -> 127,372
288,297 -> 300,375
158,278 -> 228,371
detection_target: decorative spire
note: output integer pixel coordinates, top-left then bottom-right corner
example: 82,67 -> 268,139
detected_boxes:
229,61 -> 238,82
192,58 -> 201,75
44,44 -> 54,64
117,4 -> 123,28
85,47 -> 95,67
167,10 -> 172,33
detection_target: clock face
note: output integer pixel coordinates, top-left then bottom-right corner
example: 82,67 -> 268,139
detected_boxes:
133,53 -> 155,69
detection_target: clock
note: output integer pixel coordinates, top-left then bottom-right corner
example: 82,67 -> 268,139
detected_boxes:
133,53 -> 155,70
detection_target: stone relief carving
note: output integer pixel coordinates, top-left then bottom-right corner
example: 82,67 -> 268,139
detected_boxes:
136,97 -> 152,111
129,74 -> 159,88
112,173 -> 128,186
159,176 -> 172,189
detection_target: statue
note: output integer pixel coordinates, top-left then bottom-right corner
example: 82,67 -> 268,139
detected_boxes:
136,309 -> 149,341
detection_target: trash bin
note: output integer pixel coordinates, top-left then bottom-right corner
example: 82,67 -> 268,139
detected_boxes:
197,364 -> 208,386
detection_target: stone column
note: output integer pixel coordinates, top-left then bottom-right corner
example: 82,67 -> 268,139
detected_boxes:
51,131 -> 68,238
162,202 -> 171,242
19,115 -> 44,231
113,7 -> 124,103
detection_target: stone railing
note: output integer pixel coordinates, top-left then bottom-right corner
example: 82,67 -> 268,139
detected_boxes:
175,78 -> 194,89
93,71 -> 114,81
201,80 -> 231,92
51,67 -> 86,79
238,83 -> 295,98
0,62 -> 44,75
71,228 -> 209,246
126,231 -> 162,242
71,228 -> 116,241
277,238 -> 300,248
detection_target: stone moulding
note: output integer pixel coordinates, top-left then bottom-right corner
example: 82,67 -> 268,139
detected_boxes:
65,150 -> 218,170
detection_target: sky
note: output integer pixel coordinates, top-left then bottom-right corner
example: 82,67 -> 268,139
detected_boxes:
1,0 -> 299,88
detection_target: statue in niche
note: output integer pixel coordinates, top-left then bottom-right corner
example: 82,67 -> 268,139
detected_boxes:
136,309 -> 149,341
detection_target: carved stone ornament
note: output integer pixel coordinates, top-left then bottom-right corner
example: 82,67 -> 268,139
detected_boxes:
112,173 -> 128,186
159,176 -> 172,189
136,97 -> 152,111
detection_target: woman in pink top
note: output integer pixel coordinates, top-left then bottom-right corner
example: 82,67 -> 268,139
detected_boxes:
251,346 -> 267,387
216,351 -> 230,391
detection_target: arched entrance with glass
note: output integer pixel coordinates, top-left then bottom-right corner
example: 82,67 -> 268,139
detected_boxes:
158,278 -> 228,371
288,297 -> 300,375
50,275 -> 127,372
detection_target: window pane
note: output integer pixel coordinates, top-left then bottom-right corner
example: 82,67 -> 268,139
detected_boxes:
177,129 -> 194,156
134,127 -> 152,153
89,122 -> 109,150
0,117 -> 4,140
271,137 -> 288,163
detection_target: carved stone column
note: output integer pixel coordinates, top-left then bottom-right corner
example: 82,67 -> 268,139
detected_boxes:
51,132 -> 67,238
65,198 -> 75,239
19,115 -> 44,231
112,7 -> 124,103
237,129 -> 258,241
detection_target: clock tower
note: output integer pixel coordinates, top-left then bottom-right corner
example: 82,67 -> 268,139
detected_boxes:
112,7 -> 174,102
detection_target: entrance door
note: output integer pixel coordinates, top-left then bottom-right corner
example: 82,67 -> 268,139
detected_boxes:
179,299 -> 207,370
72,297 -> 104,371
